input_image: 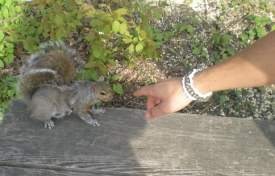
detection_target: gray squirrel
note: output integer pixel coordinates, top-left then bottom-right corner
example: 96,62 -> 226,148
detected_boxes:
18,41 -> 113,129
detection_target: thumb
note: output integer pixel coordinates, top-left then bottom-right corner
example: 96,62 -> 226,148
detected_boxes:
147,103 -> 168,119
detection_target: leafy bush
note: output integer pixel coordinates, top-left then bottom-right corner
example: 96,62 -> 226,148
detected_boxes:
10,0 -> 83,52
11,0 -> 160,71
0,0 -> 23,69
0,0 -> 22,115
7,0 -> 164,95
0,75 -> 17,118
240,15 -> 274,46
81,0 -> 161,75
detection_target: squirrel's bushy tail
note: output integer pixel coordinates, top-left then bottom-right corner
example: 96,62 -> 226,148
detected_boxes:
18,69 -> 60,102
18,41 -> 77,102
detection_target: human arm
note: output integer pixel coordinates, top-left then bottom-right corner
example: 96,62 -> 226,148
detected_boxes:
194,31 -> 275,94
134,31 -> 275,119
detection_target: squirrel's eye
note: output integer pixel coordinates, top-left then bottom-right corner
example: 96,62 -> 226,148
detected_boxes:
100,91 -> 106,96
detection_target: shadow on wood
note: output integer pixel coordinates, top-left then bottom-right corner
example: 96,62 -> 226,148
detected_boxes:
255,119 -> 275,147
0,101 -> 148,176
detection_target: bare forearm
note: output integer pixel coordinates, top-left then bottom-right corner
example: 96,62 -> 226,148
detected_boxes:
133,32 -> 275,118
194,31 -> 275,93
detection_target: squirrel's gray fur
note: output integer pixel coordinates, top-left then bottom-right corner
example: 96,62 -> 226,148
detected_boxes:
18,41 -> 113,129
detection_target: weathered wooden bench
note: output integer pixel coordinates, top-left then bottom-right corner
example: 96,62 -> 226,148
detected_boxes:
0,101 -> 275,175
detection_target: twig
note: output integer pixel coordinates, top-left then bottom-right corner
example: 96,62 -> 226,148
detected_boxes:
204,0 -> 208,21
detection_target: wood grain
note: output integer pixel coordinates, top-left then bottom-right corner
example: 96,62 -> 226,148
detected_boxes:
0,101 -> 274,175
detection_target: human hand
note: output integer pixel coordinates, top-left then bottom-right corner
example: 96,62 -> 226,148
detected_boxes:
133,79 -> 193,119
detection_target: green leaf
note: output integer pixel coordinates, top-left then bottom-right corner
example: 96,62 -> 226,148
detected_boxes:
76,69 -> 98,81
2,7 -> 9,18
4,54 -> 14,65
23,37 -> 38,52
111,75 -> 122,81
0,60 -> 4,69
255,27 -> 266,38
240,33 -> 248,42
247,15 -> 256,21
152,9 -> 162,19
176,24 -> 194,34
112,20 -> 120,33
226,47 -> 235,56
96,61 -> 108,75
192,47 -> 201,55
54,15 -> 64,26
15,6 -> 22,13
112,83 -> 124,95
5,1 -> 12,8
218,95 -> 229,104
122,36 -> 132,44
186,25 -> 194,34
136,27 -> 147,40
135,42 -> 144,53
6,44 -> 14,54
128,44 -> 135,54
102,25 -> 112,34
92,42 -> 105,59
55,28 -> 66,39
0,31 -> 4,41
0,44 -> 4,51
119,22 -> 128,35
133,37 -> 139,43
113,8 -> 128,17
221,34 -> 232,45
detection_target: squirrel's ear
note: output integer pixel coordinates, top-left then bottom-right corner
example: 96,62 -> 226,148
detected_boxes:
91,84 -> 96,92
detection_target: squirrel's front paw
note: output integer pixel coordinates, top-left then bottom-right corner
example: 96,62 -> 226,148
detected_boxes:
90,107 -> 106,114
87,118 -> 100,127
44,120 -> 55,129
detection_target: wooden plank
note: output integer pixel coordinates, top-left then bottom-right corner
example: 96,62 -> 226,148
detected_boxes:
0,100 -> 275,175
0,166 -> 89,176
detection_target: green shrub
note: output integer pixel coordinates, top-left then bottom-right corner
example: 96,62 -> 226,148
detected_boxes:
0,75 -> 17,116
10,0 -> 83,52
8,0 -> 164,95
10,0 -> 161,72
240,15 -> 274,46
0,0 -> 23,69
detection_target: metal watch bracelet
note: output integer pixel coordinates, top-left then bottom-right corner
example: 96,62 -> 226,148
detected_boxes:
182,69 -> 212,102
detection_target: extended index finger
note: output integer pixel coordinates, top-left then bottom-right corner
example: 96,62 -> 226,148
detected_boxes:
133,85 -> 155,97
